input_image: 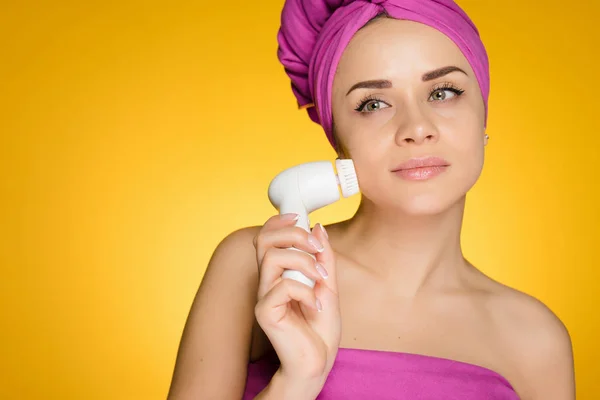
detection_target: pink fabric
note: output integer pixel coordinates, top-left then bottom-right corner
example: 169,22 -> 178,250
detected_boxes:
277,0 -> 490,149
243,348 -> 519,399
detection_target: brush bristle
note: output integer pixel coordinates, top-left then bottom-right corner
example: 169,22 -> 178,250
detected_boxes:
335,159 -> 360,198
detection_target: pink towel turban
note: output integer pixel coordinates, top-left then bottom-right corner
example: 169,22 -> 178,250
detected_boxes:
277,0 -> 490,149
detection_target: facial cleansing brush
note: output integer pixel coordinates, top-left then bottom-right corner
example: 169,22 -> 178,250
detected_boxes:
267,159 -> 360,288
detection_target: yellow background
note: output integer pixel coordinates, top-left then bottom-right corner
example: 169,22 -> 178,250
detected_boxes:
1,0 -> 598,398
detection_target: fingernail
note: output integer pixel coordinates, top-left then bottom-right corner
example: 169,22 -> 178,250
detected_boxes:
280,213 -> 299,221
317,223 -> 329,239
316,298 -> 323,312
308,234 -> 324,253
315,262 -> 328,279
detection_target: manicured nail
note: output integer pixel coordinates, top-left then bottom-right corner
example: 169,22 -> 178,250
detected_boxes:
280,213 -> 299,221
317,223 -> 329,239
316,298 -> 323,312
315,262 -> 328,279
307,234 -> 324,253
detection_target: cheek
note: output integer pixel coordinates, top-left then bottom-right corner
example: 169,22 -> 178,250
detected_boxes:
440,108 -> 485,180
448,128 -> 485,186
445,103 -> 484,155
342,141 -> 390,196
438,88 -> 486,134
338,122 -> 390,161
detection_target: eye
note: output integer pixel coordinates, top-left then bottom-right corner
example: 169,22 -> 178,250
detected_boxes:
355,96 -> 390,112
430,89 -> 456,101
363,100 -> 389,112
428,83 -> 465,102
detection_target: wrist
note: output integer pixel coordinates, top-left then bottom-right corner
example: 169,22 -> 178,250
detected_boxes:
262,369 -> 323,400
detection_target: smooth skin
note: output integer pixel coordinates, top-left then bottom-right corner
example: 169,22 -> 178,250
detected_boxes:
167,17 -> 575,400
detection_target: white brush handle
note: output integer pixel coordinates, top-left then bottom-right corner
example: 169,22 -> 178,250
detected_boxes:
282,253 -> 316,288
279,198 -> 316,288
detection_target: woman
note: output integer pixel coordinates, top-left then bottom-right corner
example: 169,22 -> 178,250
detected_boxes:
168,1 -> 575,399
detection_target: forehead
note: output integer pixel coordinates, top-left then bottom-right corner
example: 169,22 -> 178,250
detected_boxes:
335,18 -> 473,85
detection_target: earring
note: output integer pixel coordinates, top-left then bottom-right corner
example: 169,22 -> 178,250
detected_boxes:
485,134 -> 489,140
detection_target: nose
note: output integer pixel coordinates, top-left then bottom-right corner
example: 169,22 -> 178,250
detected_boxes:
394,102 -> 439,146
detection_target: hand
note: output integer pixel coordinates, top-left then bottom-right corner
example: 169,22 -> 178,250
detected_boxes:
253,214 -> 341,396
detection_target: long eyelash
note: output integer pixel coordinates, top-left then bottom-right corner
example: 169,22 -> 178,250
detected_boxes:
431,82 -> 465,97
354,82 -> 464,111
354,94 -> 384,111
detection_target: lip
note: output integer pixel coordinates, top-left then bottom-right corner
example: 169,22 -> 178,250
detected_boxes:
392,156 -> 450,171
392,156 -> 450,181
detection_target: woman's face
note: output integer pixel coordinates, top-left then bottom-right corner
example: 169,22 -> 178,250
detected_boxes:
331,17 -> 487,215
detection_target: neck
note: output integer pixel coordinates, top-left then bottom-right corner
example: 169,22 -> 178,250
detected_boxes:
336,196 -> 469,297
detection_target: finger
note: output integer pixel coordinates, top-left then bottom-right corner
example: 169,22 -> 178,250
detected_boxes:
255,278 -> 321,327
311,223 -> 338,294
258,247 -> 324,299
263,213 -> 302,233
253,213 -> 300,249
255,225 -> 325,266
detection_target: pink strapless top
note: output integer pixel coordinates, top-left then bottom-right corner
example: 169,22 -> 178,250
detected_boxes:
243,348 -> 519,399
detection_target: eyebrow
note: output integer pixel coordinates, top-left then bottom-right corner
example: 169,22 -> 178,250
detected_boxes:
346,79 -> 391,96
422,66 -> 468,81
345,66 -> 468,96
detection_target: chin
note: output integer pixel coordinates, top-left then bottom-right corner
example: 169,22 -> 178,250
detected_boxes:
390,178 -> 476,216
397,192 -> 463,216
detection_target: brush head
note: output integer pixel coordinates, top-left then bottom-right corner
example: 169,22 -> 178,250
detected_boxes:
335,158 -> 359,198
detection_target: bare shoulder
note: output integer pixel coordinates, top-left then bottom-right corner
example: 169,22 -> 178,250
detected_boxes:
479,276 -> 575,399
198,225 -> 263,295
203,225 -> 261,276
167,225 -> 263,400
486,281 -> 571,354
213,225 -> 261,259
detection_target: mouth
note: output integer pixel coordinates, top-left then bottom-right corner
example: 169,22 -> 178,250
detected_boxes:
391,156 -> 450,181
